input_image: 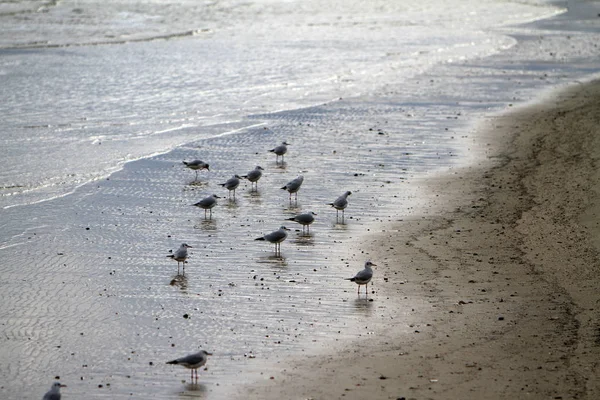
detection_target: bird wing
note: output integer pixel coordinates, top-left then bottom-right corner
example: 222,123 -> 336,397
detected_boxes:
265,230 -> 287,243
353,268 -> 372,281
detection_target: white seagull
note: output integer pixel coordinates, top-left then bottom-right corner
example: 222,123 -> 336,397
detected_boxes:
167,243 -> 192,275
287,211 -> 316,234
242,166 -> 264,191
183,160 -> 210,180
281,175 -> 304,202
255,226 -> 291,255
220,175 -> 241,199
328,191 -> 352,221
345,261 -> 376,295
193,194 -> 220,219
269,141 -> 289,163
42,382 -> 66,400
166,350 -> 212,382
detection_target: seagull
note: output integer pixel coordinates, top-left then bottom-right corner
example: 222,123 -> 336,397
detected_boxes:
166,350 -> 212,382
345,261 -> 376,295
281,175 -> 304,202
220,175 -> 241,199
242,166 -> 264,191
183,160 -> 210,180
269,141 -> 289,163
193,194 -> 220,219
287,211 -> 316,234
328,191 -> 352,221
42,382 -> 66,400
255,226 -> 290,255
167,243 -> 192,275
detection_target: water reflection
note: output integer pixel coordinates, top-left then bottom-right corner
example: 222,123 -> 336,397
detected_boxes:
178,382 -> 208,398
257,254 -> 288,266
224,198 -> 239,209
332,221 -> 349,230
194,218 -> 217,231
187,180 -> 209,188
352,297 -> 374,314
170,274 -> 189,292
245,190 -> 262,205
292,233 -> 314,246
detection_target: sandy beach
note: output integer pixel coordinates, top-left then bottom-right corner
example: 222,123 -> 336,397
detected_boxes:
230,80 -> 600,399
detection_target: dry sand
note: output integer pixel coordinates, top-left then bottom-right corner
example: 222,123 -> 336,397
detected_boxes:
232,80 -> 600,399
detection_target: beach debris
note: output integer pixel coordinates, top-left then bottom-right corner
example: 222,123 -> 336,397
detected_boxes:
166,350 -> 212,382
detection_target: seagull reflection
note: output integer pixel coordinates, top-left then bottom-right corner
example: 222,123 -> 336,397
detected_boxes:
194,218 -> 217,231
182,382 -> 208,394
170,274 -> 188,291
292,233 -> 314,246
353,297 -> 374,313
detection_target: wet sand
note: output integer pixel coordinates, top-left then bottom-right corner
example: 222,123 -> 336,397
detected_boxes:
231,80 -> 600,399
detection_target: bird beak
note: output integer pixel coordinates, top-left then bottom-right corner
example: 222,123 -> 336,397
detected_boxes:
60,384 -> 67,388
206,352 -> 213,356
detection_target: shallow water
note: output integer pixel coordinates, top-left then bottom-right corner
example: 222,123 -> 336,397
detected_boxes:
1,0 -> 600,398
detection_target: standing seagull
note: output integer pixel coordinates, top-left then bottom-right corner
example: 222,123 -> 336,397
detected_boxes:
255,226 -> 290,256
166,350 -> 212,382
345,261 -> 376,296
220,175 -> 241,199
242,166 -> 264,191
42,382 -> 66,400
193,194 -> 220,219
328,191 -> 352,222
167,243 -> 192,275
287,211 -> 316,234
269,141 -> 289,163
182,160 -> 210,181
281,175 -> 304,203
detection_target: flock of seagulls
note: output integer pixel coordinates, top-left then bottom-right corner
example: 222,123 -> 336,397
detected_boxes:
42,139 -> 376,397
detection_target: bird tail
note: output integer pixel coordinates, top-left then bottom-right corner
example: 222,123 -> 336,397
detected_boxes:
327,203 -> 334,206
269,149 -> 275,153
166,360 -> 179,365
345,277 -> 355,281
166,255 -> 175,259
255,237 -> 265,241
280,186 -> 287,190
286,217 -> 295,221
182,161 -> 189,166
241,175 -> 248,179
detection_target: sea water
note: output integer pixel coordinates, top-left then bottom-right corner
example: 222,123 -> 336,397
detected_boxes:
1,0 -> 599,398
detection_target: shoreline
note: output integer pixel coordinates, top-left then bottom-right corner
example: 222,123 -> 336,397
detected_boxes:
231,80 -> 600,399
